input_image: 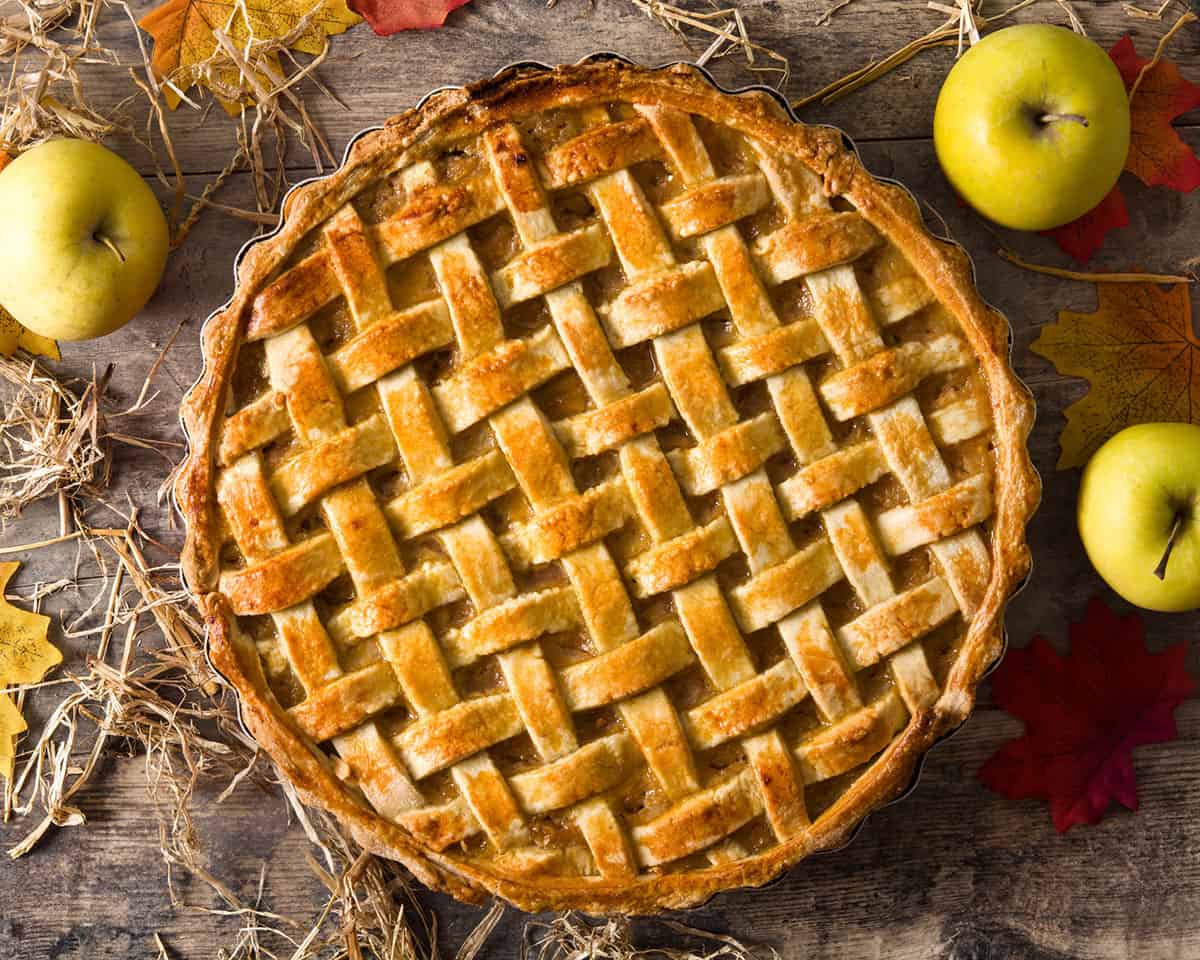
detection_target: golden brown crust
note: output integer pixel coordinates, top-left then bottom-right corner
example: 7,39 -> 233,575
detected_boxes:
177,59 -> 1039,914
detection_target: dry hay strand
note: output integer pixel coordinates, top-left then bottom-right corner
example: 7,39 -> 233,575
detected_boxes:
1127,8 -> 1198,101
0,0 -> 78,55
0,0 -> 126,151
0,337 -> 185,526
794,0 -> 1068,110
142,3 -> 345,244
4,522 -> 243,855
1053,0 -> 1086,35
815,0 -> 857,27
616,0 -> 789,86
998,248 -> 1196,284
294,811 -> 445,960
1122,0 -> 1177,21
525,914 -> 777,960
0,357 -> 111,523
155,7 -> 346,245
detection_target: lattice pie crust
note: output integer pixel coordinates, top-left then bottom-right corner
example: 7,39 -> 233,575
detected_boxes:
178,60 -> 1038,913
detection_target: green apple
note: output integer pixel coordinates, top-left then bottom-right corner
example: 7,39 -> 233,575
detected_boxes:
1078,423 -> 1200,612
934,24 -> 1131,231
0,139 -> 169,341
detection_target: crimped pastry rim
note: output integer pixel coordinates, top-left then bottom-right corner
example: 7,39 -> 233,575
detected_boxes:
175,57 -> 1040,914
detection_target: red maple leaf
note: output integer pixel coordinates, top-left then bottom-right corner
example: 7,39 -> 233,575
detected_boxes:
1110,34 -> 1200,191
979,598 -> 1195,833
1039,183 -> 1129,263
349,0 -> 472,34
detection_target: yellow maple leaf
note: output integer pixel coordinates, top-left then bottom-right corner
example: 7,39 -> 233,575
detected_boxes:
1031,283 -> 1200,470
139,0 -> 360,111
0,563 -> 57,780
0,303 -> 60,361
0,692 -> 26,781
0,562 -> 59,687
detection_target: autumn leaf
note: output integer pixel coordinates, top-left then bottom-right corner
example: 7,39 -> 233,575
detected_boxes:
1110,34 -> 1200,192
0,562 -> 59,688
349,0 -> 472,34
0,304 -> 60,361
1030,282 -> 1200,470
139,0 -> 361,108
0,692 -> 26,781
1039,184 -> 1130,264
980,598 -> 1194,833
0,562 -> 57,782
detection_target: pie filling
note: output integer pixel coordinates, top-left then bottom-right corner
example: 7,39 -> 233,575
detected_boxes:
209,88 -> 1002,885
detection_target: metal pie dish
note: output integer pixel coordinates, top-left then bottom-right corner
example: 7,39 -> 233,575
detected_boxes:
176,52 -> 1040,913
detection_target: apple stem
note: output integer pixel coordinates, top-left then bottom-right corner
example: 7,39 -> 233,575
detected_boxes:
1038,112 -> 1089,128
1154,513 -> 1185,581
94,232 -> 126,264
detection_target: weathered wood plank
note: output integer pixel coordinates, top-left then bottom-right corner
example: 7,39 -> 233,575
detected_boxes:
80,0 -> 1200,178
4,702 -> 1199,959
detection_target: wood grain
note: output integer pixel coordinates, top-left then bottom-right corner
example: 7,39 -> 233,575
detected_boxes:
4,705 -> 1198,959
91,0 -> 1200,175
2,1 -> 1199,957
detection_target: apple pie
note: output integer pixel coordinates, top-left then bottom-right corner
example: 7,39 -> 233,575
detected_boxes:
177,59 -> 1039,913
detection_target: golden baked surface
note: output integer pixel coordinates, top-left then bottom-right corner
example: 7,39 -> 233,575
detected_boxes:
178,60 -> 1038,913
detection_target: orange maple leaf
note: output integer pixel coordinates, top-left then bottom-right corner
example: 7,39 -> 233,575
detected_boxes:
139,0 -> 360,109
1030,282 -> 1200,470
1110,34 -> 1200,191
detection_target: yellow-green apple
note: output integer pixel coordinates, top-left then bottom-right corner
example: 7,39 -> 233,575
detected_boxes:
934,24 -> 1131,231
0,139 -> 169,341
1077,423 -> 1200,612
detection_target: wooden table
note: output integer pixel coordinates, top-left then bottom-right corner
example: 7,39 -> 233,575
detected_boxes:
3,2 -> 1199,957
